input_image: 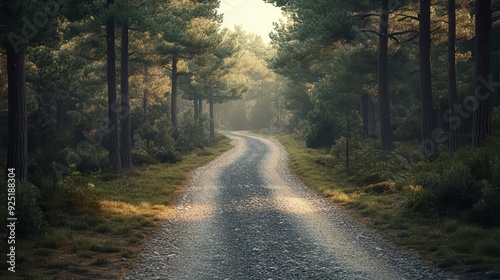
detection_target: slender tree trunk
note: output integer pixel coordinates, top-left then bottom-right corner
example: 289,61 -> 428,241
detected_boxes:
120,23 -> 132,170
199,94 -> 203,114
419,0 -> 437,154
194,95 -> 199,120
345,117 -> 350,168
210,89 -> 215,141
378,0 -> 394,151
472,0 -> 492,148
171,53 -> 179,140
106,0 -> 122,174
56,99 -> 64,131
6,43 -> 28,180
198,94 -> 204,138
143,65 -> 148,114
448,0 -> 463,152
360,94 -> 375,139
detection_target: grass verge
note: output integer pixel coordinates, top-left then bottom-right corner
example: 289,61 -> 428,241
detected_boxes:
276,134 -> 500,278
0,136 -> 232,279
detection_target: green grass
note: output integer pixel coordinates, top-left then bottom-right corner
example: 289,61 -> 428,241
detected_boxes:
0,136 -> 232,279
276,133 -> 500,277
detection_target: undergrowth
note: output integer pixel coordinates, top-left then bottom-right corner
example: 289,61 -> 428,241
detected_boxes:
0,135 -> 232,279
276,133 -> 500,277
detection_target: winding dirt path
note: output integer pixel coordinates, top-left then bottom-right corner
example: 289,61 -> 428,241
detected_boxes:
126,132 -> 454,280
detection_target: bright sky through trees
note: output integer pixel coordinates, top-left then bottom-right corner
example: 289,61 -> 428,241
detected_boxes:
218,0 -> 284,43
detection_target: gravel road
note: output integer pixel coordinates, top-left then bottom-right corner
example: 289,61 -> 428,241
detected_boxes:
126,132 -> 455,280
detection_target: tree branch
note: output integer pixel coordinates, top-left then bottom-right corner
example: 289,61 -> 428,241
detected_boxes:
388,35 -> 400,43
401,32 -> 420,43
395,13 -> 419,22
430,26 -> 441,34
389,30 -> 418,37
355,13 -> 381,20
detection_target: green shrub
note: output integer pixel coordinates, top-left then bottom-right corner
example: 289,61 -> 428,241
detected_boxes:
454,148 -> 492,181
151,146 -> 182,163
133,112 -> 177,151
406,187 -> 437,215
332,137 -> 411,185
470,185 -> 500,226
0,177 -> 45,237
131,149 -> 159,166
364,181 -> 397,195
15,182 -> 46,236
407,143 -> 500,222
62,144 -> 108,174
412,162 -> 482,215
56,172 -> 101,214
355,173 -> 384,185
177,111 -> 209,152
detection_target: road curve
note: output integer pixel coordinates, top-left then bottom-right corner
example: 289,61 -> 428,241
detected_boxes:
126,132 -> 453,280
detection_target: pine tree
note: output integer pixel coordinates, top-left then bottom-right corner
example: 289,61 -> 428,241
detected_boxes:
472,0 -> 492,148
106,0 -> 122,174
448,0 -> 463,152
377,0 -> 394,151
419,0 -> 437,154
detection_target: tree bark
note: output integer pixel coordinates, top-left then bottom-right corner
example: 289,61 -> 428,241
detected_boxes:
210,89 -> 215,141
378,0 -> 394,151
448,0 -> 463,152
120,23 -> 132,170
56,99 -> 64,131
360,94 -> 375,139
419,0 -> 437,154
345,116 -> 350,168
171,53 -> 179,140
194,95 -> 199,120
143,64 -> 149,114
472,0 -> 492,148
106,0 -> 122,174
198,94 -> 203,114
6,43 -> 28,180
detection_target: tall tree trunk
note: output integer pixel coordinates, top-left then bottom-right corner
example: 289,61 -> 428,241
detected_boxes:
194,95 -> 199,120
448,0 -> 463,152
143,64 -> 149,114
419,0 -> 437,154
378,0 -> 394,151
106,0 -> 122,174
345,116 -> 350,168
56,99 -> 64,131
472,0 -> 492,148
199,94 -> 203,114
120,23 -> 132,170
209,89 -> 215,141
360,94 -> 375,139
198,94 -> 204,138
171,53 -> 179,140
6,43 -> 28,180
